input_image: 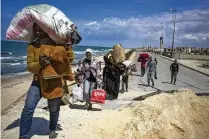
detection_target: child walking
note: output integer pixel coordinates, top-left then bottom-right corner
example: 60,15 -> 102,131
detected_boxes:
121,67 -> 132,93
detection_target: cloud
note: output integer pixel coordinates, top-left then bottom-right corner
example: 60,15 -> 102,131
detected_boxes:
76,8 -> 209,48
84,21 -> 98,26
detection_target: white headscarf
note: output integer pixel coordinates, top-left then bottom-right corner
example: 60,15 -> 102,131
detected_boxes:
86,48 -> 93,60
86,48 -> 93,55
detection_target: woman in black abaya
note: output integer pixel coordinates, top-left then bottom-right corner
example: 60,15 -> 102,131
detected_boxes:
103,51 -> 125,100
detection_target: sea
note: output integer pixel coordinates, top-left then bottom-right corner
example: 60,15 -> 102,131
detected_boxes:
1,40 -> 110,78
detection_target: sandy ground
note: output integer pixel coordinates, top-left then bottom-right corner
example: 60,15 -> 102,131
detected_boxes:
2,50 -> 209,139
2,89 -> 209,139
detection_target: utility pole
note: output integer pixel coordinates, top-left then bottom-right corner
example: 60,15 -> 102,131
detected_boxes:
170,9 -> 177,58
158,22 -> 164,55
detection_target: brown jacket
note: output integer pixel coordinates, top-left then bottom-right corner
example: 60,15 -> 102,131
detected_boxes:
27,44 -> 74,99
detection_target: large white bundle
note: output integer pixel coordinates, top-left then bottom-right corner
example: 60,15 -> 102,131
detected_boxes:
6,4 -> 75,44
122,60 -> 132,68
72,85 -> 84,102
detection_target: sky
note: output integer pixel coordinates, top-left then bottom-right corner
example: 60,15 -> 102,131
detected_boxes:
1,0 -> 209,48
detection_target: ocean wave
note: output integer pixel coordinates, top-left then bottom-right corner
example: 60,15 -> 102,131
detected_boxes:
1,71 -> 31,79
74,51 -> 86,54
10,63 -> 21,66
74,49 -> 108,55
1,56 -> 27,60
0,57 -> 13,60
1,52 -> 12,55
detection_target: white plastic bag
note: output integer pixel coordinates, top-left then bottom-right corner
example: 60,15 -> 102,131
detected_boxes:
122,60 -> 132,68
6,4 -> 75,44
72,85 -> 83,101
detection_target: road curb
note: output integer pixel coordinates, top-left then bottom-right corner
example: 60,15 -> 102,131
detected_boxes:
152,53 -> 209,77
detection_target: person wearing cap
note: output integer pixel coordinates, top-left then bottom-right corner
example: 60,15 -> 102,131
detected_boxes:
170,59 -> 179,85
78,48 -> 102,110
146,56 -> 156,86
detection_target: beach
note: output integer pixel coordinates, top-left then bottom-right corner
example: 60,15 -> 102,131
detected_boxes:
2,49 -> 209,139
1,48 -> 132,112
1,40 -> 111,112
1,55 -> 105,112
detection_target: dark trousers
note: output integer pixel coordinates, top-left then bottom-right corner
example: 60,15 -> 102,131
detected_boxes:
122,76 -> 129,91
171,72 -> 178,84
106,78 -> 120,99
19,81 -> 61,137
141,67 -> 145,76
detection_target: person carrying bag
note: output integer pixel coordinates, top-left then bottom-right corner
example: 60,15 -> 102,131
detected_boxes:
77,48 -> 102,110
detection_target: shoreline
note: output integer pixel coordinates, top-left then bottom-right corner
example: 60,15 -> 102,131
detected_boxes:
1,48 -> 133,112
1,55 -> 105,113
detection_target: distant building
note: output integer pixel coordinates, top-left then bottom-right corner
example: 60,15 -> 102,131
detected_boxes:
175,46 -> 209,55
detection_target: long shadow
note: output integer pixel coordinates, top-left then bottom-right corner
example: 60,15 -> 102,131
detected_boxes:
133,90 -> 178,101
149,85 -> 161,91
4,117 -> 62,138
132,74 -> 143,77
196,93 -> 209,96
69,104 -> 101,111
162,81 -> 171,84
138,83 -> 148,87
139,79 -> 161,91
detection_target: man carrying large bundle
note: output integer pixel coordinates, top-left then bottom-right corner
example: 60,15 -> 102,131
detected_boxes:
138,53 -> 149,76
6,4 -> 82,139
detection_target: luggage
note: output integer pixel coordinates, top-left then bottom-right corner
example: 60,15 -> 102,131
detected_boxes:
90,89 -> 107,104
112,44 -> 125,63
122,60 -> 132,68
6,4 -> 81,44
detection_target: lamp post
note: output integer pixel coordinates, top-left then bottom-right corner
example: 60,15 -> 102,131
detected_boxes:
158,22 -> 164,37
170,9 -> 177,58
158,22 -> 164,55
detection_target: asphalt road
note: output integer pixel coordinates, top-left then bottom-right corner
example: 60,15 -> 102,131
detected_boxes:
132,52 -> 209,94
102,52 -> 209,109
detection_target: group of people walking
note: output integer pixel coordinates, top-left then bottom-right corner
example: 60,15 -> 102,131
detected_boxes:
18,23 -> 178,139
76,47 -> 133,102
138,54 -> 179,86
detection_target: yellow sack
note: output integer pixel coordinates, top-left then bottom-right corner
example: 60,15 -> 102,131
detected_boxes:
113,44 -> 125,63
